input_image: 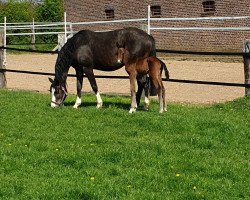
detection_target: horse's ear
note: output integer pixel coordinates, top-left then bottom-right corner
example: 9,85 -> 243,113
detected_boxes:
48,77 -> 54,83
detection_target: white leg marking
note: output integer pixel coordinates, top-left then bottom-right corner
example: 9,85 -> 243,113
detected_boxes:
96,92 -> 103,108
144,96 -> 150,110
129,107 -> 137,114
73,96 -> 81,109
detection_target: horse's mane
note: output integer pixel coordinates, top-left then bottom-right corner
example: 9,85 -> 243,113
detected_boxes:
55,36 -> 76,83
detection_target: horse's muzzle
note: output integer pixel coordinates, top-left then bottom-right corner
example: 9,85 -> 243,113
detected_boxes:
51,101 -> 60,108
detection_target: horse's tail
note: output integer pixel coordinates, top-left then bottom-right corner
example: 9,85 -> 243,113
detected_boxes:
147,36 -> 158,96
160,60 -> 170,80
149,35 -> 156,57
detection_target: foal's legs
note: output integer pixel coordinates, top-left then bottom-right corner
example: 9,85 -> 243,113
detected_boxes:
73,67 -> 84,108
162,84 -> 167,112
136,74 -> 150,110
151,74 -> 165,113
83,67 -> 103,108
126,65 -> 138,113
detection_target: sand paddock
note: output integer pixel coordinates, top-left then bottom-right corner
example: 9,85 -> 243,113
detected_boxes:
5,53 -> 245,104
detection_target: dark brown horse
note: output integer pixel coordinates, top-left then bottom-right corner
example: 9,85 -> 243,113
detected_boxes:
117,46 -> 169,113
49,27 -> 156,108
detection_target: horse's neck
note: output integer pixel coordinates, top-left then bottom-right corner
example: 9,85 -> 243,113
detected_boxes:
55,49 -> 72,83
55,62 -> 70,84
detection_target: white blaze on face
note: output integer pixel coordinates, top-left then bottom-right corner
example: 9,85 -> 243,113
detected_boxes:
51,87 -> 58,108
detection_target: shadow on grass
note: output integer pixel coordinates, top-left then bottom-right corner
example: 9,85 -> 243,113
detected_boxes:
63,100 -> 148,112
64,100 -> 130,110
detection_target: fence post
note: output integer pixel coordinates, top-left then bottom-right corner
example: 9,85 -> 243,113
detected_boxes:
0,31 -> 7,88
243,41 -> 250,95
31,18 -> 36,50
147,5 -> 151,35
64,12 -> 67,44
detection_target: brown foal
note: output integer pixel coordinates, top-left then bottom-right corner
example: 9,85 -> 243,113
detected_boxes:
117,47 -> 169,113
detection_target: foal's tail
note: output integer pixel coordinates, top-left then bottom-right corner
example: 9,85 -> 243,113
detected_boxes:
160,60 -> 170,80
149,35 -> 156,57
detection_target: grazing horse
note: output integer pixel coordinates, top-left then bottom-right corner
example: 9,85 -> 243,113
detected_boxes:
49,27 -> 156,108
117,46 -> 169,113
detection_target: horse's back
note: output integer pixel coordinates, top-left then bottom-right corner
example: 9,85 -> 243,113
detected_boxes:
62,27 -> 156,71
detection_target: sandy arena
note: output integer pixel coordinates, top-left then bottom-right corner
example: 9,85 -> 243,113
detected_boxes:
5,53 -> 245,104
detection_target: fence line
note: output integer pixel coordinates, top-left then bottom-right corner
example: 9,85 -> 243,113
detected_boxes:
0,46 -> 246,56
150,27 -> 250,31
1,68 -> 249,88
150,16 -> 250,21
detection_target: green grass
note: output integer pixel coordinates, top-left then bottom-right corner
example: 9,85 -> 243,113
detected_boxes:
0,90 -> 249,200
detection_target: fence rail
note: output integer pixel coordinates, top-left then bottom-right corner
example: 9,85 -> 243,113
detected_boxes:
0,46 -> 250,90
1,68 -> 249,88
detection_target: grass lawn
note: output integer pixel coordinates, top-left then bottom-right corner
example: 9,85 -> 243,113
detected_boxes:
0,90 -> 249,200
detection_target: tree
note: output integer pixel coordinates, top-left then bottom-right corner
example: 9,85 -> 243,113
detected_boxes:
36,0 -> 63,22
0,0 -> 36,22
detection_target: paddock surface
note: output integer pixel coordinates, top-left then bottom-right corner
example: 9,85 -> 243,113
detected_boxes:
6,54 -> 245,104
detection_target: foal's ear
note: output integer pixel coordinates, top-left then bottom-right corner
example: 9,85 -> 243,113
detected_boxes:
48,77 -> 54,83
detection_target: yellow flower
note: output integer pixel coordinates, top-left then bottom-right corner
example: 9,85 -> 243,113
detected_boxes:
90,177 -> 95,181
193,186 -> 197,190
176,173 -> 181,177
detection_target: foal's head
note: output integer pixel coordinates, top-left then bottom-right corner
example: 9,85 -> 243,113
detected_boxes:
116,42 -> 126,64
49,78 -> 68,108
117,47 -> 126,64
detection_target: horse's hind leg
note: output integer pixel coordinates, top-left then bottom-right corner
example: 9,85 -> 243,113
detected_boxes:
136,74 -> 150,110
162,84 -> 167,112
152,77 -> 164,113
84,67 -> 103,108
73,67 -> 83,108
157,83 -> 164,113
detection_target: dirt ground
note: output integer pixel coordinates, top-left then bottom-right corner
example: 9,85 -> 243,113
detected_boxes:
5,53 -> 245,104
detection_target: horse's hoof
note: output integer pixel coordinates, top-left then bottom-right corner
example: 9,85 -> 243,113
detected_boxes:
96,103 -> 103,109
73,103 -> 80,109
159,108 -> 167,113
144,103 -> 149,111
129,108 -> 137,113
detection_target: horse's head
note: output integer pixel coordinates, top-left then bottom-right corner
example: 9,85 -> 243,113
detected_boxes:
49,78 -> 68,108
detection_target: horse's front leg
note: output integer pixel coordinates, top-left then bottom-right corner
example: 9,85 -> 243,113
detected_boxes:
84,67 -> 103,108
73,67 -> 83,108
126,67 -> 138,113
